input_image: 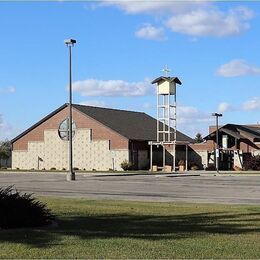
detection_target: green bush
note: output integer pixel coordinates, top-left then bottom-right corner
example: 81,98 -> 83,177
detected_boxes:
0,186 -> 54,229
191,165 -> 199,171
120,160 -> 133,171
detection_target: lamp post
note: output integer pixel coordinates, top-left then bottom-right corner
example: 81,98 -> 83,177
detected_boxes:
65,38 -> 76,181
212,112 -> 222,173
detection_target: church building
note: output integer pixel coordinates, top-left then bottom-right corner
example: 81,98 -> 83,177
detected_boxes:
11,103 -> 193,171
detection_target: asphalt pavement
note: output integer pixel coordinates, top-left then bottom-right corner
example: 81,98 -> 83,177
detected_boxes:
0,171 -> 259,204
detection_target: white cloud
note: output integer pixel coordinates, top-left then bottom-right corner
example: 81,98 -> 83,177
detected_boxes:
214,98 -> 260,113
0,86 -> 16,93
0,114 -> 3,128
177,105 -> 212,124
72,78 -> 152,97
216,59 -> 260,77
243,97 -> 260,111
79,100 -> 106,107
0,114 -> 16,141
175,105 -> 214,137
166,6 -> 253,37
143,102 -> 152,109
218,102 -> 232,113
99,2 -> 253,38
135,24 -> 165,41
100,1 -> 207,15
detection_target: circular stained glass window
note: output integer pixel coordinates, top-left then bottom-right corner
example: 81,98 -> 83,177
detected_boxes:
58,118 -> 76,140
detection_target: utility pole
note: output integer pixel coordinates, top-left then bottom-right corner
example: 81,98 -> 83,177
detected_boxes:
212,113 -> 223,173
65,39 -> 76,181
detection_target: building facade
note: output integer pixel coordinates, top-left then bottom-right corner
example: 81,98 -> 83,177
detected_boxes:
11,103 -> 193,171
189,124 -> 260,170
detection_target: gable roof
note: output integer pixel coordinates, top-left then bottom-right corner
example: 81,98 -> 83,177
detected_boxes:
151,76 -> 182,85
204,123 -> 260,141
73,104 -> 193,142
11,103 -> 193,144
11,104 -> 67,144
238,125 -> 260,138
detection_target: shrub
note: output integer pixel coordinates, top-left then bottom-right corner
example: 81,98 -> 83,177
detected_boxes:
191,165 -> 199,171
120,160 -> 133,171
50,167 -> 56,170
243,155 -> 260,171
189,162 -> 200,171
0,186 -> 54,229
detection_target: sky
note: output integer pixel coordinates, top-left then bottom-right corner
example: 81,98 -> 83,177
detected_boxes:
0,1 -> 260,141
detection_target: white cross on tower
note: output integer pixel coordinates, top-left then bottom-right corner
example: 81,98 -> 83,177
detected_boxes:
162,65 -> 171,77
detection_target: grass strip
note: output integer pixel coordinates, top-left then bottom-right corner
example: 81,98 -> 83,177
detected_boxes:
0,197 -> 259,259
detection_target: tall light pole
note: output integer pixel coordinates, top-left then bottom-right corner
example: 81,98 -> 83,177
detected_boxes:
212,112 -> 222,173
65,38 -> 76,181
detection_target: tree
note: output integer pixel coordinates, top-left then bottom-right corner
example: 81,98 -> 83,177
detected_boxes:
0,140 -> 11,168
194,133 -> 204,143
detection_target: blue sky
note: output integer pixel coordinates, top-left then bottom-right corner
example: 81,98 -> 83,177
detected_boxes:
0,1 -> 260,140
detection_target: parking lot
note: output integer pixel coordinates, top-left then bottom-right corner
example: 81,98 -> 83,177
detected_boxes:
0,171 -> 259,204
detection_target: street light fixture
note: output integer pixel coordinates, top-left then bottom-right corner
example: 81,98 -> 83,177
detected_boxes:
65,38 -> 76,181
212,112 -> 222,173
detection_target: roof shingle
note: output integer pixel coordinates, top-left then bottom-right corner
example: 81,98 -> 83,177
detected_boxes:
12,103 -> 193,144
74,104 -> 193,142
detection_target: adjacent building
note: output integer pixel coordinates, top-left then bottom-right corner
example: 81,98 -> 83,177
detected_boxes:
190,124 -> 260,170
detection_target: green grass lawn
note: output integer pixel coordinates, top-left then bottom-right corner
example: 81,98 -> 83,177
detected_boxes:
0,198 -> 259,259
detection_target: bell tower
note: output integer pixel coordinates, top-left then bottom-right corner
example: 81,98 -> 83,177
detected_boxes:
150,67 -> 182,172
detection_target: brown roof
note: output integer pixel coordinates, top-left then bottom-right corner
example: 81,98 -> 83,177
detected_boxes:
74,104 -> 193,142
12,103 -> 193,144
151,76 -> 182,85
204,124 -> 260,141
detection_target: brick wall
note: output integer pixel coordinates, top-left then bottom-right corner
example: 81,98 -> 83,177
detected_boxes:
13,106 -> 129,151
12,129 -> 129,171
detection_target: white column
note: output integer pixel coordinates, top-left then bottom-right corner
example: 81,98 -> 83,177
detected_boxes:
150,144 -> 153,172
186,144 -> 188,171
157,92 -> 159,142
163,145 -> 166,171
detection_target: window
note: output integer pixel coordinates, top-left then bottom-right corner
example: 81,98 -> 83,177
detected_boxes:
58,118 -> 76,140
